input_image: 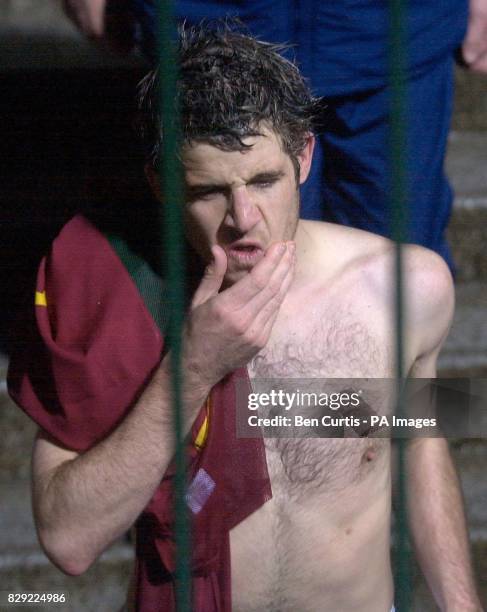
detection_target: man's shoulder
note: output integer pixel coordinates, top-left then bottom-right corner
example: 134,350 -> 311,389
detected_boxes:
303,219 -> 390,255
302,220 -> 393,278
354,235 -> 453,322
358,237 -> 454,362
364,240 -> 452,298
303,220 -> 453,315
403,244 -> 454,347
307,220 -> 450,281
403,243 -> 453,286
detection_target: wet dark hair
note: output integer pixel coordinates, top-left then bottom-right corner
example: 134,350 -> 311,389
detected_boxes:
136,22 -> 318,174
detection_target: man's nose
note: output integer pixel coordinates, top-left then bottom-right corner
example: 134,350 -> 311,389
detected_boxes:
226,187 -> 261,233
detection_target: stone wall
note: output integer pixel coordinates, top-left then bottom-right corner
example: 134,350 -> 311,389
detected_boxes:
1,0 -> 72,34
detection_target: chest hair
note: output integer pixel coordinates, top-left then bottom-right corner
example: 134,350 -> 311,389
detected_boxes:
248,315 -> 392,499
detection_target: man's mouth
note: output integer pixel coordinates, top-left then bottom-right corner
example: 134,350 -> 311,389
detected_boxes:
226,241 -> 264,266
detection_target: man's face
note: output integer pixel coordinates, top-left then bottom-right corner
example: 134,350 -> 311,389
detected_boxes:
181,127 -> 313,286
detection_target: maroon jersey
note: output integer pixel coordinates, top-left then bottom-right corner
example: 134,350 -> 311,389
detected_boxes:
8,214 -> 271,611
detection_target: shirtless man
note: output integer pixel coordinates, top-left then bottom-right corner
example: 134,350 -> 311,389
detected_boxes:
17,25 -> 481,611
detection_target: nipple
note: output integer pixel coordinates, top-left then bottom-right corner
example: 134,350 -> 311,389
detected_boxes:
363,448 -> 376,463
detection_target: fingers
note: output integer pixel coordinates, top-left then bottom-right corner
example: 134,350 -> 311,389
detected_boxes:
245,241 -> 295,315
248,251 -> 296,341
462,37 -> 487,67
222,241 -> 292,311
462,6 -> 487,72
217,241 -> 295,349
469,53 -> 487,73
191,245 -> 228,308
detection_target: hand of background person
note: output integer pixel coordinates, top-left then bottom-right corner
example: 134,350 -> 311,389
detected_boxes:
462,0 -> 487,73
62,0 -> 135,53
182,242 -> 296,388
63,0 -> 106,38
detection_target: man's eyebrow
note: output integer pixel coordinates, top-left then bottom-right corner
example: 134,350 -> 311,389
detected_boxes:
248,170 -> 285,183
186,182 -> 227,194
185,170 -> 285,197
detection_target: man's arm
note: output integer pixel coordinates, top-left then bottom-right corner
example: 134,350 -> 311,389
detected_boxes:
405,248 -> 482,611
405,437 -> 481,611
33,358 -> 207,576
33,242 -> 295,575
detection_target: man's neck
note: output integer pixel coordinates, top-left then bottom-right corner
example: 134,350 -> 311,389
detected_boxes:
292,220 -> 319,288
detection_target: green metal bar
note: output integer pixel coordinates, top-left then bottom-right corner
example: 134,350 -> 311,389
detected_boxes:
388,0 -> 411,610
156,3 -> 191,610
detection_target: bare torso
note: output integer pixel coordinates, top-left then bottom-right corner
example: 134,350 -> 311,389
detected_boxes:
230,221 -> 408,612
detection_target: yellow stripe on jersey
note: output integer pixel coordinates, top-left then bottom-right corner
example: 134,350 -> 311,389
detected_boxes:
35,291 -> 47,306
194,397 -> 211,450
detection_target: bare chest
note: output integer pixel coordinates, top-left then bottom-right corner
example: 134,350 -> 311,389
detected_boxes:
247,311 -> 394,498
248,308 -> 392,379
230,284 -> 396,610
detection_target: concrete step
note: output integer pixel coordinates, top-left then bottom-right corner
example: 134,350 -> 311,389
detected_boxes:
0,371 -> 37,484
452,68 -> 487,132
1,557 -> 133,612
451,440 -> 487,540
0,483 -> 133,611
438,281 -> 487,376
446,131 -> 487,282
447,132 -> 487,201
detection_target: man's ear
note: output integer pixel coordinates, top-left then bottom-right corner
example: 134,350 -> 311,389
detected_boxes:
144,162 -> 163,201
297,133 -> 315,185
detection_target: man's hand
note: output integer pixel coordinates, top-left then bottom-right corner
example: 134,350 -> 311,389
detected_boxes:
63,0 -> 106,39
183,241 -> 296,388
62,0 -> 135,53
462,0 -> 487,73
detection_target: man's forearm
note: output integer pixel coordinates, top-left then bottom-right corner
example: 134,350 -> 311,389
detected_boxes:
33,358 -> 210,575
406,437 -> 482,611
